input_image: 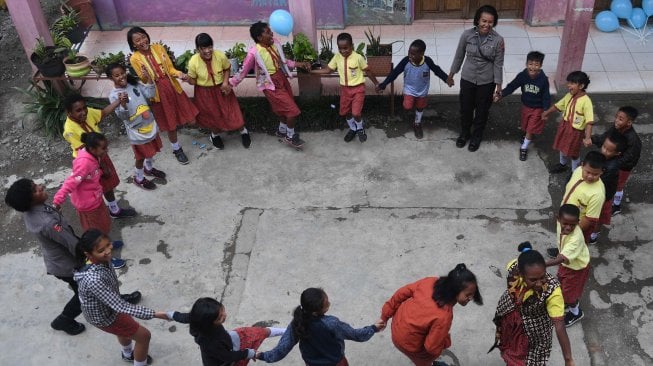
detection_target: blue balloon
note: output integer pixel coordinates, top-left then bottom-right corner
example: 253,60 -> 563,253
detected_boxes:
628,7 -> 647,28
269,9 -> 294,36
611,0 -> 633,19
595,10 -> 620,32
643,0 -> 653,16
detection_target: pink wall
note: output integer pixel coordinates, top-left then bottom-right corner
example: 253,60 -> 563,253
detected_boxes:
524,0 -> 566,26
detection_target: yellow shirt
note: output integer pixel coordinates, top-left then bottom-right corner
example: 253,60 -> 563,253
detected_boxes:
506,259 -> 565,318
328,52 -> 368,86
187,51 -> 231,87
562,167 -> 606,220
554,93 -> 594,130
557,223 -> 589,270
256,44 -> 279,74
62,107 -> 102,157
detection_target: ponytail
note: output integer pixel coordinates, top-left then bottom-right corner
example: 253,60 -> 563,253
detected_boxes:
291,288 -> 326,340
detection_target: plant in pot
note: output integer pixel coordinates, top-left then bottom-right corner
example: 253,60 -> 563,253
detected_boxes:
291,33 -> 318,71
61,0 -> 95,28
52,8 -> 84,44
175,49 -> 196,74
318,31 -> 334,67
64,49 -> 91,77
30,38 -> 68,77
364,27 -> 400,76
282,41 -> 294,60
224,42 -> 247,73
91,51 -> 126,75
14,81 -> 72,138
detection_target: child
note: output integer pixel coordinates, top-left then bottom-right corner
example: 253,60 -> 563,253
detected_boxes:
168,297 -> 285,366
375,39 -> 449,139
591,106 -> 642,216
590,131 -> 628,244
256,287 -> 383,365
186,33 -> 251,149
543,71 -> 594,173
107,63 -> 166,191
74,229 -> 172,366
546,204 -> 590,327
230,22 -> 311,148
62,94 -> 136,219
495,51 -> 551,161
312,32 -> 379,143
128,26 -> 199,165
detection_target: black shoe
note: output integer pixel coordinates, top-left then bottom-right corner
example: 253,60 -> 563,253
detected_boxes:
468,140 -> 480,152
455,135 -> 468,148
357,129 -> 367,142
588,234 -> 598,245
546,247 -> 559,258
344,129 -> 356,142
122,353 -> 153,364
549,163 -> 569,174
285,133 -> 304,147
110,207 -> 137,219
121,291 -> 142,305
520,134 -> 525,144
209,135 -> 224,149
51,315 -> 86,335
241,133 -> 251,148
173,148 -> 189,165
565,309 -> 584,327
611,204 -> 622,216
519,148 -> 528,161
414,123 -> 423,139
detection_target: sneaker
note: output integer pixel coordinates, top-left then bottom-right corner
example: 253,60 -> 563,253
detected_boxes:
413,123 -> 423,139
519,148 -> 528,161
51,315 -> 86,335
111,258 -> 126,269
121,291 -> 142,305
611,204 -> 622,216
467,140 -> 480,152
455,135 -> 469,148
133,177 -> 156,190
546,247 -> 559,258
144,167 -> 166,179
549,163 -> 569,174
565,309 -> 584,327
285,133 -> 304,147
344,129 -> 357,142
122,353 -> 153,364
209,135 -> 224,149
241,133 -> 251,148
110,207 -> 137,219
589,234 -> 599,245
112,240 -> 124,250
173,148 -> 189,165
357,129 -> 367,142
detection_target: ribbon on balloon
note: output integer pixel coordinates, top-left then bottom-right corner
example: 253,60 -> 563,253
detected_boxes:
595,0 -> 652,44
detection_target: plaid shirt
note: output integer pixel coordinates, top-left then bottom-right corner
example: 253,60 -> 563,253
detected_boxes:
74,263 -> 154,327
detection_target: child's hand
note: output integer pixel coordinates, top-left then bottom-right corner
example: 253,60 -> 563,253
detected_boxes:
375,84 -> 384,94
255,352 -> 264,360
140,65 -> 150,82
119,92 -> 129,107
178,73 -> 189,82
220,84 -> 232,95
446,75 -> 455,87
541,112 -> 549,121
374,319 -> 386,331
52,203 -> 62,212
154,311 -> 171,320
582,137 -> 592,147
298,62 -> 311,71
493,92 -> 501,103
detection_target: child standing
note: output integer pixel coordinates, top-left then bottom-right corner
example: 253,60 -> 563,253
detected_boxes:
256,287 -> 383,365
107,63 -> 166,191
312,32 -> 379,143
546,204 -> 590,327
230,22 -> 310,148
187,33 -> 251,150
495,51 -> 551,161
591,106 -> 642,216
74,229 -> 171,366
62,94 -> 136,219
128,26 -> 199,165
543,71 -> 594,173
375,39 -> 449,139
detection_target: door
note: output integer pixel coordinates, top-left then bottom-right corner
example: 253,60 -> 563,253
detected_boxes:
415,0 -> 524,19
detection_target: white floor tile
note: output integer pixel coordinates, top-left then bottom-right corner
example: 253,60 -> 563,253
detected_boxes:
530,36 -> 561,54
599,53 -> 637,72
526,26 -> 560,38
496,23 -> 528,38
592,32 -> 629,53
607,71 -> 646,92
585,71 -> 611,92
639,71 -> 653,91
504,54 -> 526,73
504,37 -> 532,55
631,52 -> 653,71
581,54 -> 605,72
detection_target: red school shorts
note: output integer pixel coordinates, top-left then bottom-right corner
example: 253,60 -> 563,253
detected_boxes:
599,199 -> 613,225
339,84 -> 366,117
557,265 -> 590,305
520,106 -> 545,135
617,170 -> 631,192
403,95 -> 428,110
99,313 -> 140,338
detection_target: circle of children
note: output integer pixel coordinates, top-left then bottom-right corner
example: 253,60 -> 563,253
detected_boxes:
4,5 -> 643,366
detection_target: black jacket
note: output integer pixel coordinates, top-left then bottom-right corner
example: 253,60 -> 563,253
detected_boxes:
592,126 -> 642,171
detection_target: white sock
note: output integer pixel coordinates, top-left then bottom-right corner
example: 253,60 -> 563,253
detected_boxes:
286,128 -> 295,138
171,142 -> 180,151
590,232 -> 598,241
613,191 -> 624,205
241,127 -> 248,134
135,168 -> 144,182
267,327 -> 285,337
134,359 -> 147,366
559,153 -> 569,166
278,122 -> 287,133
346,118 -> 356,131
569,303 -> 580,315
521,138 -> 531,150
571,158 -> 581,171
144,158 -> 154,170
355,120 -> 364,130
108,200 -> 120,214
121,343 -> 133,357
415,110 -> 423,124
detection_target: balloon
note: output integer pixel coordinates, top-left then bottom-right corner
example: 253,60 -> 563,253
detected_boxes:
595,10 -> 620,32
611,0 -> 633,19
643,0 -> 653,16
628,7 -> 647,28
269,9 -> 294,36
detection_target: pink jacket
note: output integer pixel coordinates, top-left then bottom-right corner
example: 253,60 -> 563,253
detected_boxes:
54,148 -> 104,212
230,39 -> 296,91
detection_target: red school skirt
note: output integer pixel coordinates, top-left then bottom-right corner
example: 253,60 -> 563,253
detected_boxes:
557,265 -> 590,305
99,153 -> 120,193
233,327 -> 269,366
132,135 -> 163,160
552,119 -> 584,158
150,77 -> 199,132
599,199 -> 613,225
78,202 -> 112,235
262,72 -> 300,119
392,336 -> 439,366
498,310 -> 529,366
193,84 -> 245,132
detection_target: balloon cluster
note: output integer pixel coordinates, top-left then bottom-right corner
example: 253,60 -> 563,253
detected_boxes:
595,0 -> 652,32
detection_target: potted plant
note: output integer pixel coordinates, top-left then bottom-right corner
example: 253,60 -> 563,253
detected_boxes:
282,41 -> 294,60
90,51 -> 126,75
52,9 -> 84,44
175,49 -> 196,74
364,27 -> 399,76
318,32 -> 334,66
63,49 -> 91,77
224,42 -> 247,73
14,81 -> 71,138
291,33 -> 318,71
61,0 -> 95,29
30,38 -> 67,77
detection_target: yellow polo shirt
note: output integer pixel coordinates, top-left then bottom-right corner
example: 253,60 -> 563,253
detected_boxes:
328,52 -> 368,86
507,259 -> 565,318
557,223 -> 589,270
554,93 -> 594,130
187,51 -> 231,87
62,107 -> 102,157
256,44 -> 278,74
562,167 -> 606,220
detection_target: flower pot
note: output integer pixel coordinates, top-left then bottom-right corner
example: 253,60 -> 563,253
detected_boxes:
228,58 -> 239,73
30,48 -> 66,77
64,55 -> 91,77
366,55 -> 392,76
66,24 -> 86,44
61,0 -> 95,28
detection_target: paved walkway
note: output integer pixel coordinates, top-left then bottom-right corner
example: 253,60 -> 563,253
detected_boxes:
78,20 -> 653,99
